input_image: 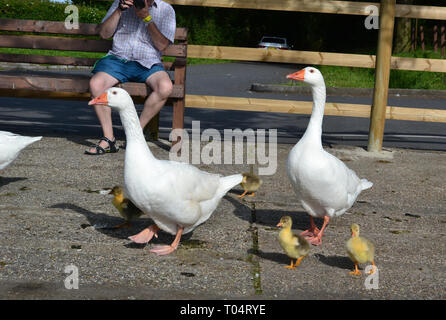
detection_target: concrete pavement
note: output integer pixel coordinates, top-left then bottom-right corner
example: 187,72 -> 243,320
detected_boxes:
0,136 -> 444,299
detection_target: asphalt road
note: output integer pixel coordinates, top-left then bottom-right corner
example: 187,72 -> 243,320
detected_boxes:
0,61 -> 445,151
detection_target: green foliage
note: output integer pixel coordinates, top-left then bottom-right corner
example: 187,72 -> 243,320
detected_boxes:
0,0 -> 107,23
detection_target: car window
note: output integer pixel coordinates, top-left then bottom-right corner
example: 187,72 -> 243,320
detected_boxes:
261,37 -> 286,44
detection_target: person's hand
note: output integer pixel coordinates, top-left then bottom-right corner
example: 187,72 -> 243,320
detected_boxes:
119,0 -> 133,11
134,0 -> 152,20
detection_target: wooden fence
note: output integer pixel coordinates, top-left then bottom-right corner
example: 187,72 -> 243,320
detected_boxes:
94,1 -> 446,150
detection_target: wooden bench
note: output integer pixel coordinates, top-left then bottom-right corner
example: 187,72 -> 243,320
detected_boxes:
0,18 -> 187,145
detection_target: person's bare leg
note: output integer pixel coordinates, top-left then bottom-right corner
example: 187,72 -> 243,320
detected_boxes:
139,71 -> 173,129
87,72 -> 119,153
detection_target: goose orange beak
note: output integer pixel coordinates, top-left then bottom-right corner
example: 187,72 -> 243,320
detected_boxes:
276,222 -> 283,227
287,69 -> 305,81
88,92 -> 108,106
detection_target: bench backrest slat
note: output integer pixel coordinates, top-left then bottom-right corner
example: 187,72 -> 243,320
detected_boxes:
0,34 -> 187,57
0,18 -> 188,41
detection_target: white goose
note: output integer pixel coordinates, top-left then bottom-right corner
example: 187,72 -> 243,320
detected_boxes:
286,67 -> 373,246
89,88 -> 243,255
0,131 -> 42,172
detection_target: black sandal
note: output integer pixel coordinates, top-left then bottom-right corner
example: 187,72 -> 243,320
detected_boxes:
85,137 -> 119,155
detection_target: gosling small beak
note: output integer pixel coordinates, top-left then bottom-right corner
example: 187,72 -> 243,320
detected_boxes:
286,69 -> 305,81
276,222 -> 283,227
88,92 -> 108,106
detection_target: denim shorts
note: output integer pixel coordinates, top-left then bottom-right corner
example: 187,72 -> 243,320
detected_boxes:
92,55 -> 165,83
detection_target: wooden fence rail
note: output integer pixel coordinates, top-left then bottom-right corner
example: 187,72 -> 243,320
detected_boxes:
188,45 -> 446,73
185,95 -> 446,123
96,0 -> 446,20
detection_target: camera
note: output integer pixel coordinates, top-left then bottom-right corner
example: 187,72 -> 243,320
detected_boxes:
134,0 -> 146,9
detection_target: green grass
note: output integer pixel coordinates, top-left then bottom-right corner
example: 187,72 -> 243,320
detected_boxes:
0,48 -> 231,66
0,47 -> 105,59
283,50 -> 446,90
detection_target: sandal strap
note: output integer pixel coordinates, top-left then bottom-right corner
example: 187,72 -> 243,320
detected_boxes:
99,137 -> 118,152
94,145 -> 106,154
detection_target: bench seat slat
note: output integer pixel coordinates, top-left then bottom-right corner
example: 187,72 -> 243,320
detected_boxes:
0,53 -> 177,70
0,71 -> 184,98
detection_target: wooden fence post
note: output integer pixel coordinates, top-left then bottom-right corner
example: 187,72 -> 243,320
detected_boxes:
442,25 -> 445,58
367,0 -> 396,152
420,25 -> 425,51
434,25 -> 438,52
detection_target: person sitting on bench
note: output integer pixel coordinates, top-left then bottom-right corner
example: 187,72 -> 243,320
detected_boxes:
86,0 -> 176,155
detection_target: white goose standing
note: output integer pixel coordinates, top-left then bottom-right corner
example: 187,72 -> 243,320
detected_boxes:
0,131 -> 42,172
89,88 -> 243,255
286,67 -> 373,246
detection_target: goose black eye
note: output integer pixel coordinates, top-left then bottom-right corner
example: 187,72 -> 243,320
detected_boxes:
310,69 -> 314,73
112,91 -> 117,95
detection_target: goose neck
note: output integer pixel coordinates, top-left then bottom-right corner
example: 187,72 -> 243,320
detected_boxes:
304,83 -> 326,142
119,106 -> 155,159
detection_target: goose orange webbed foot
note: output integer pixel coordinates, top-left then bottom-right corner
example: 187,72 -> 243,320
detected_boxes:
128,224 -> 160,244
300,227 -> 320,237
237,190 -> 248,199
150,226 -> 184,256
305,234 -> 323,246
284,261 -> 296,270
349,263 -> 361,276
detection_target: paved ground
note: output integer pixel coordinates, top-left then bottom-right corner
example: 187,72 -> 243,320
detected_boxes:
0,137 -> 445,299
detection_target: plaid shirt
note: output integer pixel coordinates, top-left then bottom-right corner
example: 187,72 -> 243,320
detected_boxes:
103,0 -> 176,69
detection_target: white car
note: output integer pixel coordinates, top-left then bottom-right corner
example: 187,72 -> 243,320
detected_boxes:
257,36 -> 291,50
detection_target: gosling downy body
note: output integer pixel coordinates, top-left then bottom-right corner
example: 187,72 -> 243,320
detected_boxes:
0,131 -> 42,171
89,88 -> 243,255
346,223 -> 376,276
239,172 -> 262,199
277,216 -> 310,269
108,185 -> 144,228
286,67 -> 373,246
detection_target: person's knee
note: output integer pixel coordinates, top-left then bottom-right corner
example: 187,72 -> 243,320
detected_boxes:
90,74 -> 115,97
155,78 -> 173,100
89,77 -> 106,97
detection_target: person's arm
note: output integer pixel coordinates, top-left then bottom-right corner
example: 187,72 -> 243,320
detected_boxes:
135,0 -> 171,52
99,0 -> 133,39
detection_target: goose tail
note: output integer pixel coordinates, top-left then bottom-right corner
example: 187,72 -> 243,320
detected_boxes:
360,179 -> 373,191
25,136 -> 42,146
218,173 -> 243,195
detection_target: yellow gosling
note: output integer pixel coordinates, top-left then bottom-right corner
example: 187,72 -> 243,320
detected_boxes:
346,223 -> 376,276
277,216 -> 310,270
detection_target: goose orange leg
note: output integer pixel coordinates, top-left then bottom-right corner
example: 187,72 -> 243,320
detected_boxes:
238,190 -> 248,199
368,261 -> 376,275
150,226 -> 184,256
128,224 -> 160,243
294,256 -> 305,267
350,262 -> 361,276
305,216 -> 330,246
285,259 -> 296,270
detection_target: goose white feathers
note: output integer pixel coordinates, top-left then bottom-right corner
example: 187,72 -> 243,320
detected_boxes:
0,131 -> 42,171
89,88 -> 243,255
286,67 -> 373,246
